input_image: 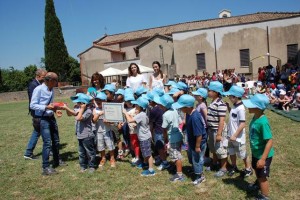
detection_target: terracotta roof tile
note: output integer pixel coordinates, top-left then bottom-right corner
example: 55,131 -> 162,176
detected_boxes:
96,12 -> 300,45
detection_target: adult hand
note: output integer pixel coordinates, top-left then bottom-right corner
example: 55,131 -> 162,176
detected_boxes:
46,103 -> 55,110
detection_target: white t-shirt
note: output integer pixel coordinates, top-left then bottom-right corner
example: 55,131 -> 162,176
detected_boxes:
151,75 -> 164,90
126,74 -> 147,92
227,102 -> 246,144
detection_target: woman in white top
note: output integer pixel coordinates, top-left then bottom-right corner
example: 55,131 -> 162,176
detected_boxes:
126,63 -> 147,92
148,61 -> 166,90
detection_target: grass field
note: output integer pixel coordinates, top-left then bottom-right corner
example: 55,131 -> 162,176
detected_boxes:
0,98 -> 299,200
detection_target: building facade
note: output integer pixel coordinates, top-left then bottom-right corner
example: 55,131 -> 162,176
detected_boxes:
78,12 -> 300,84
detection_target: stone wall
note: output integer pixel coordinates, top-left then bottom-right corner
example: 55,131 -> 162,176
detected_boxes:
0,86 -> 87,103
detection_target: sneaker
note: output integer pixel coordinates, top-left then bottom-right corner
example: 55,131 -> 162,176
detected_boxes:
42,167 -> 58,176
181,144 -> 188,151
205,166 -> 211,171
131,159 -> 141,167
136,162 -> 149,169
131,157 -> 138,163
214,169 -> 227,178
99,159 -> 106,167
53,160 -> 68,168
248,180 -> 260,191
24,155 -> 38,160
110,159 -> 116,168
228,166 -> 239,177
124,149 -> 130,157
170,174 -> 185,182
192,175 -> 206,185
141,169 -> 156,176
154,156 -> 162,166
240,168 -> 253,177
157,162 -> 171,171
117,150 -> 124,160
80,168 -> 87,173
255,193 -> 270,200
89,168 -> 95,173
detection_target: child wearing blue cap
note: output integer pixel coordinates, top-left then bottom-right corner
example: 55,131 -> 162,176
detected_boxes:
123,97 -> 155,176
223,86 -> 252,177
148,92 -> 169,170
154,94 -> 183,182
63,93 -> 96,173
207,81 -> 228,177
92,92 -> 116,168
173,94 -> 207,185
242,94 -> 274,200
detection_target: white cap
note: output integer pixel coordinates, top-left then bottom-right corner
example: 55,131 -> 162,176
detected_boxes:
280,89 -> 286,95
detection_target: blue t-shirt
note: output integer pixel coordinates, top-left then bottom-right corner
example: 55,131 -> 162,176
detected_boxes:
186,110 -> 207,149
161,109 -> 183,143
149,105 -> 163,134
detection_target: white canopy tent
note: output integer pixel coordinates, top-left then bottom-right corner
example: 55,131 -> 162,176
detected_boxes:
99,67 -> 123,77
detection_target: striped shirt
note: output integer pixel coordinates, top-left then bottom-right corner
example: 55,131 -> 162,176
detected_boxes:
207,98 -> 227,129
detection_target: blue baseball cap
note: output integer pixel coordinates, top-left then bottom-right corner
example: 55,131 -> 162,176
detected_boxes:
176,81 -> 188,90
131,96 -> 149,109
172,94 -> 195,109
135,86 -> 148,96
153,94 -> 174,109
242,94 -> 269,110
115,89 -> 125,96
166,88 -> 180,95
208,81 -> 223,94
223,85 -> 244,98
164,80 -> 177,86
152,87 -> 164,97
102,84 -> 116,93
70,93 -> 85,101
95,92 -> 107,101
192,88 -> 208,98
124,88 -> 134,95
124,93 -> 135,102
71,93 -> 91,104
144,91 -> 158,102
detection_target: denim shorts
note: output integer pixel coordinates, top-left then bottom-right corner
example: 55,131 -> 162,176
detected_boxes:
252,156 -> 272,178
154,133 -> 165,150
169,142 -> 182,162
140,138 -> 152,158
97,130 -> 115,151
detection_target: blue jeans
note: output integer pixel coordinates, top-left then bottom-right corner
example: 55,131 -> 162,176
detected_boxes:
187,143 -> 207,175
40,117 -> 60,169
24,129 -> 40,156
78,137 -> 96,169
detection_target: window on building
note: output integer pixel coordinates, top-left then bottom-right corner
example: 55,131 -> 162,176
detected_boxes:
196,53 -> 206,70
240,49 -> 250,67
287,44 -> 298,64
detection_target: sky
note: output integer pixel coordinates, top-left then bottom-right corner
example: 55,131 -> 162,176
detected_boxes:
0,0 -> 299,70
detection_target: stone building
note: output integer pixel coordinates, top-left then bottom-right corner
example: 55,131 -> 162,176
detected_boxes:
78,12 -> 300,84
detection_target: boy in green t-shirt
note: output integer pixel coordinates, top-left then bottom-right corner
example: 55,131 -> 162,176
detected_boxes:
242,94 -> 274,200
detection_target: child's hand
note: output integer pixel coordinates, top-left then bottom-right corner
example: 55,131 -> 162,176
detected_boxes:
216,135 -> 222,142
80,103 -> 86,109
46,103 -> 55,110
195,147 -> 201,153
230,135 -> 237,141
256,159 -> 266,169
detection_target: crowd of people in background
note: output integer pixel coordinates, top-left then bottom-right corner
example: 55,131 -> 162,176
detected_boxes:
24,60 -> 300,200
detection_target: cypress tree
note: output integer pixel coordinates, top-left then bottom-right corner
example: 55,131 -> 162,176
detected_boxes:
44,0 -> 69,81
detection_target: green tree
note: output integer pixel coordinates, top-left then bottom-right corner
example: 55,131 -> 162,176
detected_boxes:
67,56 -> 81,84
44,0 -> 69,81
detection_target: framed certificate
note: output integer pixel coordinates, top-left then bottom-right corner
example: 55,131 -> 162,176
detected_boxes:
102,102 -> 124,123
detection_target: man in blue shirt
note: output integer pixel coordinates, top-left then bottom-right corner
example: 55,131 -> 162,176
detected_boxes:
24,69 -> 47,160
30,72 -> 65,175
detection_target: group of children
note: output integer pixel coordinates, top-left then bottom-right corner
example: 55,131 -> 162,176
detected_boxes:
61,80 -> 274,200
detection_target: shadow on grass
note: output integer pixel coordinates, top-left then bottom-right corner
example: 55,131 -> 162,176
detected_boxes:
60,151 -> 78,161
222,176 -> 258,199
